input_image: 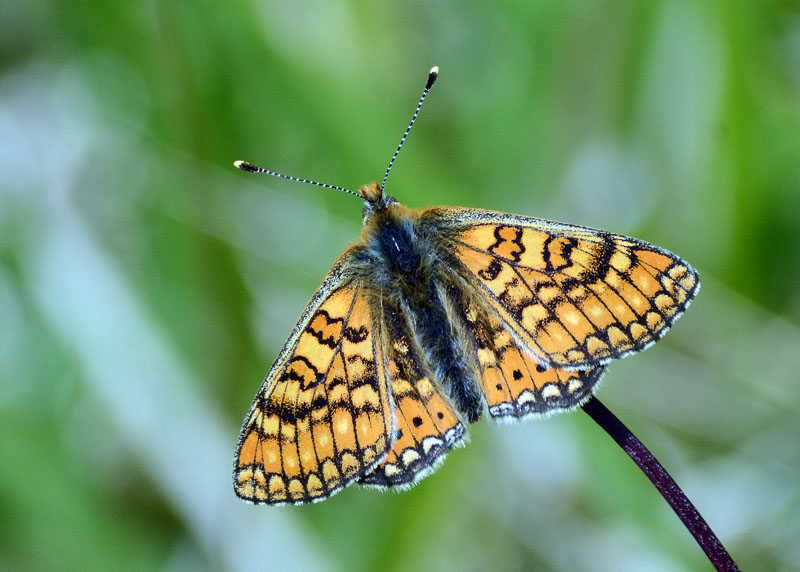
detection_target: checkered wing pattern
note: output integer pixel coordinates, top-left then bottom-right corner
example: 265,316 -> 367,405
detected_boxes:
360,304 -> 465,488
360,312 -> 465,488
463,298 -> 605,419
437,208 -> 700,368
234,254 -> 392,505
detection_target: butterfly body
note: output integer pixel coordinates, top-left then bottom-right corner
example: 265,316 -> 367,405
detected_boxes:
233,180 -> 699,504
354,185 -> 486,424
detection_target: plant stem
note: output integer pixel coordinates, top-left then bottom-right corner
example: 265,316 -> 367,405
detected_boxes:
581,396 -> 740,572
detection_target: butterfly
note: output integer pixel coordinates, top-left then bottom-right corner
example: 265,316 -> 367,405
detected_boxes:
232,67 -> 699,505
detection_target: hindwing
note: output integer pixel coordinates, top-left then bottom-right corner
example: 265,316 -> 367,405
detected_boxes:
463,298 -> 605,419
360,309 -> 466,488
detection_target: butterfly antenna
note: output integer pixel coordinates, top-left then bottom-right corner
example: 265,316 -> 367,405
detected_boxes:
381,65 -> 439,193
233,160 -> 362,199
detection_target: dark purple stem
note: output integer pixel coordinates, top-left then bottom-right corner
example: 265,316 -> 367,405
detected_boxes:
581,396 -> 740,572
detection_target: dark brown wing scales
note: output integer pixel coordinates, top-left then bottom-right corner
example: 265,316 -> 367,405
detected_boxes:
234,277 -> 392,505
439,210 -> 699,367
463,299 -> 604,419
360,315 -> 465,489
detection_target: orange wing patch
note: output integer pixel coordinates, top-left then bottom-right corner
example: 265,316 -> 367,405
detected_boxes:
360,325 -> 465,488
465,300 -> 604,419
450,219 -> 699,367
234,281 -> 392,505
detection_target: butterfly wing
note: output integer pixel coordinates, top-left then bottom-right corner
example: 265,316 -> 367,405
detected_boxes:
234,251 -> 393,505
463,297 -> 605,419
359,309 -> 466,489
431,208 -> 700,368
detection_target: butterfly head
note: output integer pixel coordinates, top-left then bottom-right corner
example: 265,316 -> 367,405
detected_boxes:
360,181 -> 399,222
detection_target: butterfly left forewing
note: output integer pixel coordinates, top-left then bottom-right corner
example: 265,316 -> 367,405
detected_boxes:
429,207 -> 699,368
234,254 -> 392,505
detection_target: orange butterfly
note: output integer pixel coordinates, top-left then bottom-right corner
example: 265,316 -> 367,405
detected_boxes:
232,67 -> 699,505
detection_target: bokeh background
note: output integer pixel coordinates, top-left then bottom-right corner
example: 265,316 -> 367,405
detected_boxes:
2,1 -> 799,571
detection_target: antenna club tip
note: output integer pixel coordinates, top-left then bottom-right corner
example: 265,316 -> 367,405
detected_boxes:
426,66 -> 439,89
234,160 -> 258,172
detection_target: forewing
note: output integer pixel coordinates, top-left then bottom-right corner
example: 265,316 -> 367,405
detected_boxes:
433,208 -> 699,368
359,313 -> 465,489
234,253 -> 392,505
464,298 -> 604,419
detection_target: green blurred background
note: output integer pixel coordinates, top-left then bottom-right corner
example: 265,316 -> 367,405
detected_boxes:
2,1 -> 799,571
